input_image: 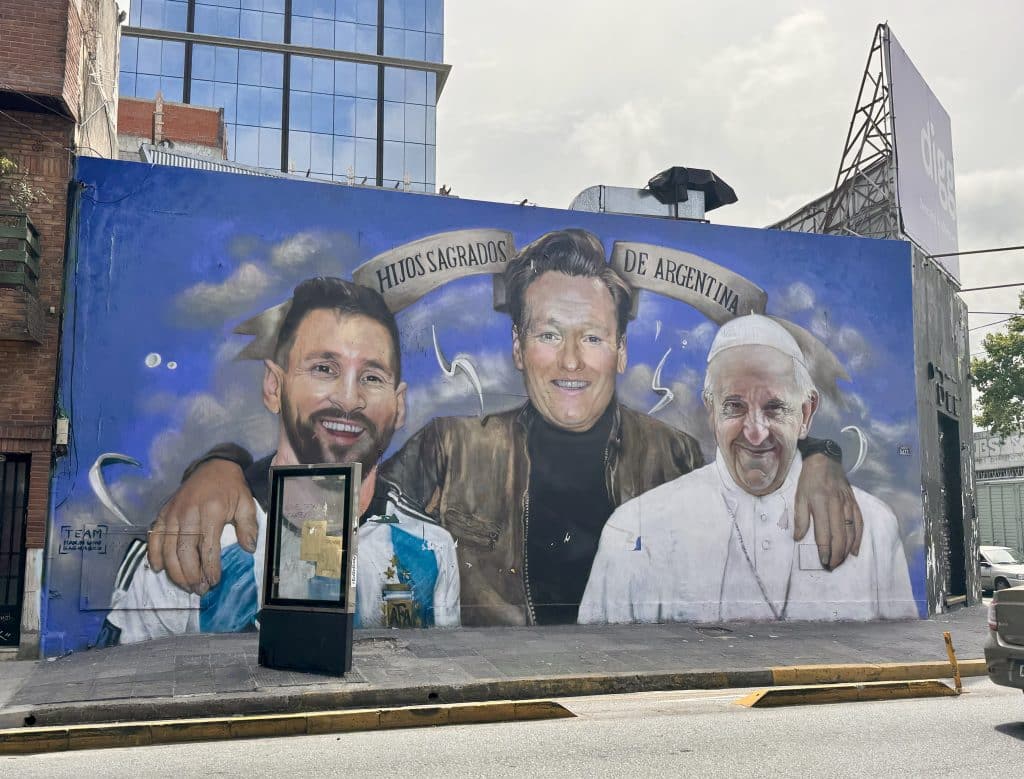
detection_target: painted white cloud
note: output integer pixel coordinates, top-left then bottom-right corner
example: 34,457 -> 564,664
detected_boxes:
776,281 -> 816,314
174,263 -> 274,327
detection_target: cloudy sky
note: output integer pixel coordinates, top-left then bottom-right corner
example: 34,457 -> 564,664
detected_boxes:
436,1 -> 1024,366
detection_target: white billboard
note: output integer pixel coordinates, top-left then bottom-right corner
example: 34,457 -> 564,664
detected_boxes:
975,430 -> 1024,471
887,28 -> 960,279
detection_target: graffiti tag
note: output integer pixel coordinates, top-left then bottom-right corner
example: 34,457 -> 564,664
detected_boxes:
59,524 -> 108,554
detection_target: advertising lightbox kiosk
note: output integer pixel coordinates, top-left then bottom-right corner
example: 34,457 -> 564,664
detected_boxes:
258,463 -> 361,676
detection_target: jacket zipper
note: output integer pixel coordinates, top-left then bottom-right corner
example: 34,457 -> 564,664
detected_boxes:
522,489 -> 536,625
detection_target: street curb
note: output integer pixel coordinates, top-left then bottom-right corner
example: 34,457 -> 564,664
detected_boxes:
0,658 -> 985,730
0,699 -> 575,756
736,679 -> 959,707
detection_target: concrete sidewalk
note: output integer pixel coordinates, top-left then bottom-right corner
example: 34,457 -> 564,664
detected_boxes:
0,606 -> 988,728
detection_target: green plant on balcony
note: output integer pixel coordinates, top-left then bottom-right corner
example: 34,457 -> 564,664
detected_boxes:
0,151 -> 48,213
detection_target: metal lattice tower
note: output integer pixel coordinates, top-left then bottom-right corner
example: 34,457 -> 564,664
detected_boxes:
772,23 -> 901,240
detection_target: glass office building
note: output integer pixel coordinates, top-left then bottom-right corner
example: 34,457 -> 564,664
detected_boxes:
119,0 -> 447,191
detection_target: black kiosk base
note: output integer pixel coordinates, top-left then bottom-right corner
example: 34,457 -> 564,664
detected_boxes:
258,608 -> 354,677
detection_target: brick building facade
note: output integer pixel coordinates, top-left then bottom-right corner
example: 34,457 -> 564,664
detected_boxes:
0,0 -> 119,657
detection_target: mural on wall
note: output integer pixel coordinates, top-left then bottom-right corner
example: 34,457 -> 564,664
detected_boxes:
46,158 -> 924,654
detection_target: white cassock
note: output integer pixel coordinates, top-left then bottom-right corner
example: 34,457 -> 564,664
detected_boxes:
578,453 -> 919,624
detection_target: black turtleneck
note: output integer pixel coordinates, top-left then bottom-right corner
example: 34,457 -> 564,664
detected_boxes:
526,403 -> 616,624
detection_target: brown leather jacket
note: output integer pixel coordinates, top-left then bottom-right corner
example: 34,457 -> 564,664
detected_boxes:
380,401 -> 704,626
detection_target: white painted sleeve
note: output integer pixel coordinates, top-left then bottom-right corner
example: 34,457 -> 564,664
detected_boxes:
106,562 -> 200,644
578,503 -> 643,624
432,529 -> 461,627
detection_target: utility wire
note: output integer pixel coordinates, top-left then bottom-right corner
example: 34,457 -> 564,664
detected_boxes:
960,282 -> 1024,293
929,245 -> 1024,259
969,317 -> 1016,332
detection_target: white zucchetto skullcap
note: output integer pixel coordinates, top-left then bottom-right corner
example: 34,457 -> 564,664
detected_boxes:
706,314 -> 807,368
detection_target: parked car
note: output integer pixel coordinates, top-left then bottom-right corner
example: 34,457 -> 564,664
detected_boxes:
985,585 -> 1024,694
978,545 -> 1024,593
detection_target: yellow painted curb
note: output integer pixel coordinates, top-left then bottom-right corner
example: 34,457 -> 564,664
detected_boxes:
0,699 -> 574,756
770,658 -> 986,686
736,679 -> 958,708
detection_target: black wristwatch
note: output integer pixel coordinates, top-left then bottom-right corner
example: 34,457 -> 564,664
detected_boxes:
798,436 -> 843,464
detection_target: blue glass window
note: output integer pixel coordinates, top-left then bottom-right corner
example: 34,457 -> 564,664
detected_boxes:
425,0 -> 442,34
290,91 -> 312,131
291,56 -> 313,91
404,30 -> 425,60
333,136 -> 356,177
383,140 -> 403,180
355,98 -> 377,138
384,0 -> 402,28
334,96 -> 356,135
425,33 -> 442,63
261,52 -> 284,87
192,45 -> 215,80
260,87 -> 282,127
291,16 -> 313,45
426,144 -> 436,185
404,103 -> 425,143
335,61 -> 357,96
191,79 -> 215,106
405,142 -> 425,181
163,77 -> 184,102
335,21 -> 357,51
383,27 -> 403,57
383,101 -> 403,141
313,21 -> 334,49
310,133 -> 333,173
236,125 -> 260,165
259,128 -> 281,167
383,67 -> 403,101
262,12 -> 285,42
310,92 -> 333,133
119,72 -> 137,97
238,50 -> 262,85
215,82 -> 238,122
312,58 -> 334,93
120,36 -> 139,72
406,69 -> 426,105
355,137 -> 376,178
135,74 -> 161,98
236,85 -> 261,124
215,47 -> 239,82
355,24 -> 377,54
357,0 -> 378,24
289,130 -> 311,172
161,42 -> 185,77
405,0 -> 425,32
356,64 -> 378,99
137,39 -> 163,75
425,105 -> 435,144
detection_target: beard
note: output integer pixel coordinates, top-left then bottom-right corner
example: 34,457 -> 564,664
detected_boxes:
281,399 -> 397,472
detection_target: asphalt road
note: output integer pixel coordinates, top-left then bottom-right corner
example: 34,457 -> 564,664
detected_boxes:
5,678 -> 1023,777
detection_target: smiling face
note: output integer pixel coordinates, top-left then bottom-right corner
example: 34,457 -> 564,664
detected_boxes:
706,345 -> 817,496
512,271 -> 626,432
263,309 -> 406,468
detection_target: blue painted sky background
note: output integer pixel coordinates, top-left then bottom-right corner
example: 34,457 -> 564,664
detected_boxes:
46,158 -> 921,651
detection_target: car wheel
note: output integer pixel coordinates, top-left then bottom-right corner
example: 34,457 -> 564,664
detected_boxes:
994,577 -> 1010,591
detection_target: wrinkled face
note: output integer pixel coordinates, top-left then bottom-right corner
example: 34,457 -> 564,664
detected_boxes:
512,272 -> 626,432
707,346 -> 816,496
264,309 -> 406,469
